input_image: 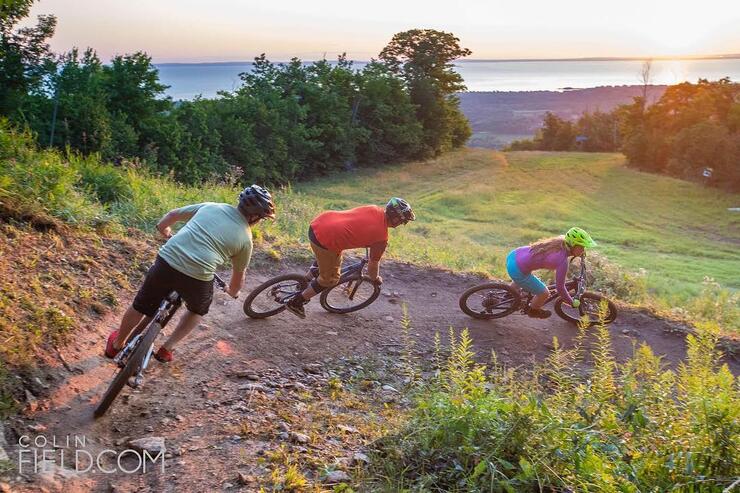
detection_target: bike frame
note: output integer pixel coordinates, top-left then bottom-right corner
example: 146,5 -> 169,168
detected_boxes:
518,255 -> 586,312
308,247 -> 369,281
307,248 -> 369,301
113,274 -> 226,388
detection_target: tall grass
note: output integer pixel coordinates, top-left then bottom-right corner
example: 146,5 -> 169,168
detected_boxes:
0,121 -> 238,231
367,316 -> 739,491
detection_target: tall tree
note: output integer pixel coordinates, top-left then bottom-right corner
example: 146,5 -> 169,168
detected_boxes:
0,0 -> 56,119
379,29 -> 472,155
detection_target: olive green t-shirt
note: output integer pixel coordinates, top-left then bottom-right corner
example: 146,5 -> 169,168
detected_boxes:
158,203 -> 252,281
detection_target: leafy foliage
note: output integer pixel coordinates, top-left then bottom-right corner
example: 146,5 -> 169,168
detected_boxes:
1,4 -> 470,186
0,0 -> 56,118
508,79 -> 740,191
380,29 -> 472,156
368,318 -> 739,491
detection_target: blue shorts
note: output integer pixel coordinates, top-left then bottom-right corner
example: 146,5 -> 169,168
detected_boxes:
506,250 -> 548,295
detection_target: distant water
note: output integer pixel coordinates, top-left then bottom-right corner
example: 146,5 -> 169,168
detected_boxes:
156,58 -> 740,100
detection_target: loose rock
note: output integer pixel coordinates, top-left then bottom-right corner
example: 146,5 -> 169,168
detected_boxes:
128,436 -> 166,454
352,452 -> 370,465
289,432 -> 310,444
325,470 -> 351,483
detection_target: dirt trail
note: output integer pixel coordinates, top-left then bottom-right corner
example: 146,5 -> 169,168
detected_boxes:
4,260 -> 738,492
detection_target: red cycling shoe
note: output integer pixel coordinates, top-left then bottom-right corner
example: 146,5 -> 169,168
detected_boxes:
154,347 -> 173,363
105,330 -> 120,358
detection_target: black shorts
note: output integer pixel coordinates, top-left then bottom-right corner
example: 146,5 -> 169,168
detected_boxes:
132,256 -> 213,317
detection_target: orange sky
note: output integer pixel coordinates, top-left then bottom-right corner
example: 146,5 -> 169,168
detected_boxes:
25,0 -> 740,62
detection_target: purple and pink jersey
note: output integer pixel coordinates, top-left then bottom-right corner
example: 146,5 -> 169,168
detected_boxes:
513,246 -> 573,305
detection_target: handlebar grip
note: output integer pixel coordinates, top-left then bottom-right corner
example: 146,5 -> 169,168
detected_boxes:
213,274 -> 227,289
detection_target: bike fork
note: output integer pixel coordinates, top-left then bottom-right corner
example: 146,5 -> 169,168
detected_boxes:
128,345 -> 154,389
114,333 -> 142,368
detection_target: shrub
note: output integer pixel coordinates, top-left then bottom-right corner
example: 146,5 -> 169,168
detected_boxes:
687,277 -> 740,333
74,153 -> 134,204
367,317 -> 739,491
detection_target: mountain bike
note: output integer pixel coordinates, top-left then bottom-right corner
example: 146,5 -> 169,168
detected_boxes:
243,248 -> 381,318
459,255 -> 617,326
94,274 -> 227,417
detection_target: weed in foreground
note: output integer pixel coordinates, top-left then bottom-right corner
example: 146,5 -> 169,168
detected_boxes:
365,312 -> 739,492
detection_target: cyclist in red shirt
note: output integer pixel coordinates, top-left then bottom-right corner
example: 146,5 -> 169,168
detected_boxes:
283,198 -> 415,318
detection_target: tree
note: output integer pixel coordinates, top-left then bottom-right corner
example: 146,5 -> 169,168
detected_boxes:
669,122 -> 739,189
101,52 -> 173,164
577,110 -> 620,152
353,61 -> 423,164
47,48 -> 111,154
618,78 -> 740,189
379,29 -> 472,155
0,0 -> 56,120
539,112 -> 575,151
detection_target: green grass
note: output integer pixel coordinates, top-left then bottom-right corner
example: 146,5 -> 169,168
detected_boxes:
2,122 -> 737,331
271,149 -> 739,330
366,322 -> 739,491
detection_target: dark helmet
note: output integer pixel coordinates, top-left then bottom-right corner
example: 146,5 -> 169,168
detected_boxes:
385,197 -> 415,224
238,185 -> 275,219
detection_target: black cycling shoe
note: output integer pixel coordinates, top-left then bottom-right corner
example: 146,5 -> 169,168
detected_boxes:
527,308 -> 552,319
283,293 -> 307,319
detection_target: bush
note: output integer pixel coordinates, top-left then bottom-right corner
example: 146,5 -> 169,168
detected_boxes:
584,252 -> 649,303
74,153 -> 134,204
368,319 -> 739,491
687,277 -> 740,333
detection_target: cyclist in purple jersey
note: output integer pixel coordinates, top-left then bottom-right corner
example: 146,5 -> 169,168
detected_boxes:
506,227 -> 597,319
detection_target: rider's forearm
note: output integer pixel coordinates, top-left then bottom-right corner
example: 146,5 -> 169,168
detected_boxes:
367,259 -> 380,280
156,209 -> 187,234
228,268 -> 245,297
556,275 -> 573,305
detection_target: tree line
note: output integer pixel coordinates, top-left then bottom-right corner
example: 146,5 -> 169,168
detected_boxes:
507,79 -> 740,190
1,1 -> 471,185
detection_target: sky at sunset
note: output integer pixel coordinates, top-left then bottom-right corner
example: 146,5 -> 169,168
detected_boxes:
24,0 -> 740,62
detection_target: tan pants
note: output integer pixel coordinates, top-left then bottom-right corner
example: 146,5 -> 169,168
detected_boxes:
310,241 -> 342,288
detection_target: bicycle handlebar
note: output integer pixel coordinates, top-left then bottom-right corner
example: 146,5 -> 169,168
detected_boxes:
214,274 -> 227,290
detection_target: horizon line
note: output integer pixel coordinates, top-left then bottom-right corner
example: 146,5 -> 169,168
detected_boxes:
153,53 -> 740,65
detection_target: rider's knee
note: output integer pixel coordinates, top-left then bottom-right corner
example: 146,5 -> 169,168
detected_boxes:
310,275 -> 339,293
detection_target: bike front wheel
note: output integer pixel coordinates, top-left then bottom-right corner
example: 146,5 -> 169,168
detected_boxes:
95,322 -> 160,418
459,282 -> 521,319
320,276 -> 381,314
243,274 -> 308,319
554,292 -> 618,326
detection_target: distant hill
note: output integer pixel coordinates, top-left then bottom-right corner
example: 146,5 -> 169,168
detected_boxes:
459,85 -> 667,148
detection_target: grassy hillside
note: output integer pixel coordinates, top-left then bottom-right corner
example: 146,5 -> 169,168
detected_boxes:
271,149 -> 739,330
2,124 -> 737,332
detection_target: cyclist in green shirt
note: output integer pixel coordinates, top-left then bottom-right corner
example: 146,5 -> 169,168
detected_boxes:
105,185 -> 275,363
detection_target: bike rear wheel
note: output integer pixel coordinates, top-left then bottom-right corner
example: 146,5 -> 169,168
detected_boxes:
459,282 -> 521,319
320,276 -> 381,314
554,292 -> 618,326
243,274 -> 308,319
94,322 -> 161,418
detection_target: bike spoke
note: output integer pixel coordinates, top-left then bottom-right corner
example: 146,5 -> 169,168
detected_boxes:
252,281 -> 302,313
325,280 -> 374,310
470,290 -> 516,315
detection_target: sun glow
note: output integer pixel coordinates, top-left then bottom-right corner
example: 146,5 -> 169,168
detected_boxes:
645,20 -> 712,57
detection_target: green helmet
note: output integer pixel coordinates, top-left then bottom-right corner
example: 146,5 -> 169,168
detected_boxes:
564,227 -> 597,248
